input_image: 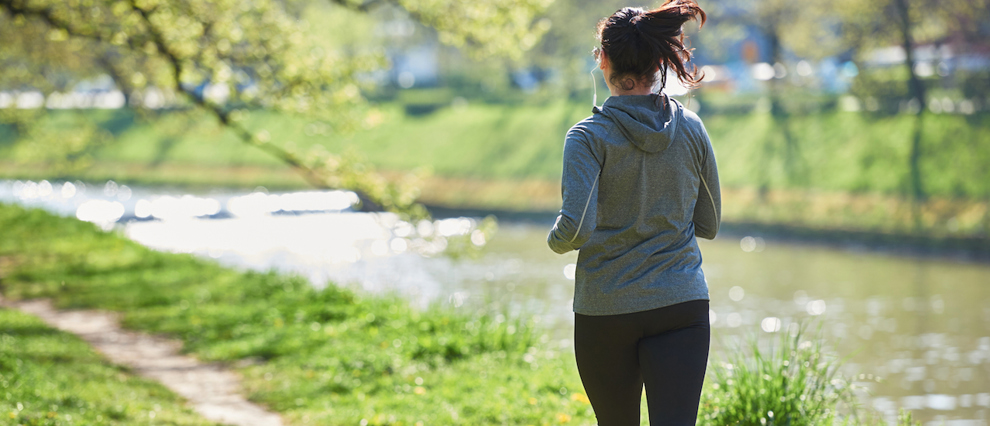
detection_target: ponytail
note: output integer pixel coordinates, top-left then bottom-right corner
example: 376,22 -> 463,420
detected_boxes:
596,0 -> 706,92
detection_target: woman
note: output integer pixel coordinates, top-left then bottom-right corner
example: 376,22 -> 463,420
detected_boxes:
546,1 -> 720,425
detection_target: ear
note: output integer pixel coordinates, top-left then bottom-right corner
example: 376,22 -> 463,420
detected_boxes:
599,52 -> 609,71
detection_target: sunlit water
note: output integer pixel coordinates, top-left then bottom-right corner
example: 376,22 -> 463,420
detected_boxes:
3,179 -> 989,425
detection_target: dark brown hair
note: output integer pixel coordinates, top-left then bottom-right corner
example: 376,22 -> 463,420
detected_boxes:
595,0 -> 706,92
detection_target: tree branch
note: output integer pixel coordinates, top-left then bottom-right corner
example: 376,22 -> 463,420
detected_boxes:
327,0 -> 386,13
126,1 -> 335,187
3,0 -> 391,212
126,0 -> 385,210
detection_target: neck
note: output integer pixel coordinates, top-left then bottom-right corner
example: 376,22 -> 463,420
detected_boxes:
601,65 -> 657,96
610,87 -> 655,96
605,78 -> 655,96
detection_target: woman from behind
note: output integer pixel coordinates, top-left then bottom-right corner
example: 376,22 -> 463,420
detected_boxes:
546,1 -> 720,424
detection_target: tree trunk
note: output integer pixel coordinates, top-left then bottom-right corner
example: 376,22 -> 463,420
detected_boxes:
766,26 -> 800,185
767,28 -> 785,119
893,0 -> 926,202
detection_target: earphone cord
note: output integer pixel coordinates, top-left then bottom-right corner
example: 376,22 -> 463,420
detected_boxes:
590,67 -> 599,109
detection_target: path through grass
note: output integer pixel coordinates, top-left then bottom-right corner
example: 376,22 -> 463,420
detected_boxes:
0,307 -> 218,426
0,203 -> 594,425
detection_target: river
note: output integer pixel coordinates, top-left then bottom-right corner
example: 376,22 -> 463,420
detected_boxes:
3,179 -> 989,425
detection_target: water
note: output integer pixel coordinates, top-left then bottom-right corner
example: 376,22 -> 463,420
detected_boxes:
3,179 -> 989,425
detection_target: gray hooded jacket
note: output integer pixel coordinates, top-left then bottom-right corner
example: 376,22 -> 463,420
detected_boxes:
547,94 -> 721,316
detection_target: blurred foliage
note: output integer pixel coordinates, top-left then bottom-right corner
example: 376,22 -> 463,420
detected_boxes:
828,0 -> 989,55
419,0 -> 988,207
693,0 -> 988,201
897,409 -> 922,426
961,71 -> 990,103
829,0 -> 990,107
0,0 -> 552,217
2,0 -> 989,227
383,0 -> 552,60
3,101 -> 987,236
17,103 -> 983,202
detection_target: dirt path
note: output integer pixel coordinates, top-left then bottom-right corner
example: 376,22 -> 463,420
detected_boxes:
2,297 -> 284,426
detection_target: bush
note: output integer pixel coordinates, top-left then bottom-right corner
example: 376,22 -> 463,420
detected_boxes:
699,325 -> 856,426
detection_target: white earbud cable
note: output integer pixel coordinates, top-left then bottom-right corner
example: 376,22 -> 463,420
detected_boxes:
699,173 -> 718,234
570,173 -> 600,244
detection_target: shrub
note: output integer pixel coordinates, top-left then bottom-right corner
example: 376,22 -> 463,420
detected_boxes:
699,325 -> 856,426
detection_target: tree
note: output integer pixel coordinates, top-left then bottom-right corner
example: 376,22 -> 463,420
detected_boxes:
828,0 -> 990,204
699,0 -> 821,189
0,0 -> 551,216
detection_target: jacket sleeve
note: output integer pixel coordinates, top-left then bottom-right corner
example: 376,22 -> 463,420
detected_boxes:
693,126 -> 721,240
548,129 -> 602,254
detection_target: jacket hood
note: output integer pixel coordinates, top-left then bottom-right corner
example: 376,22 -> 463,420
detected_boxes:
595,94 -> 678,154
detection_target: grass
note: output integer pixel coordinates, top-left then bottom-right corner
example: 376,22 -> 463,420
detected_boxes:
701,326 -> 930,426
2,103 -> 988,237
0,203 -> 925,425
0,203 -> 594,425
701,326 -> 855,426
5,103 -> 988,198
0,308 -> 218,426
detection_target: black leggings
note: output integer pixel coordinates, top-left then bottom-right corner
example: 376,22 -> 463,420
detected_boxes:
574,300 -> 710,426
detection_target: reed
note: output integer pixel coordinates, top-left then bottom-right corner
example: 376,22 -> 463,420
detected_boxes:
699,325 -> 856,426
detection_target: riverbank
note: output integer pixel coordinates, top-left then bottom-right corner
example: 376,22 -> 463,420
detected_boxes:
421,182 -> 990,260
0,203 -> 593,425
2,168 -> 988,254
2,202 -> 925,426
12,103 -> 987,195
3,102 -> 988,237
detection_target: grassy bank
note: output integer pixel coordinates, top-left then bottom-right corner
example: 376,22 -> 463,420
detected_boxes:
2,103 -> 988,237
0,308 -> 218,425
0,203 -> 908,426
0,203 -> 593,425
5,103 -> 989,197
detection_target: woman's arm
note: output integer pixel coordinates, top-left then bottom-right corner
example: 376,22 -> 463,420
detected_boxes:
693,131 -> 721,240
548,130 -> 602,254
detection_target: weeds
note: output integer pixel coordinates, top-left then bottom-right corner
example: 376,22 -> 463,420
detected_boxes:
700,325 -> 856,426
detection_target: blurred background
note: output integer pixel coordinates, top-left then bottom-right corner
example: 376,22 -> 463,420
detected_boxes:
1,0 -> 989,425
2,0 -> 989,236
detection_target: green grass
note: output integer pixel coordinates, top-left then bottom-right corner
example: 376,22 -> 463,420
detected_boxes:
335,105 -> 990,201
3,103 -> 989,237
0,203 -> 919,425
700,327 -> 931,426
4,103 -> 988,199
0,203 -> 593,425
0,308 -> 218,426
701,327 -> 854,426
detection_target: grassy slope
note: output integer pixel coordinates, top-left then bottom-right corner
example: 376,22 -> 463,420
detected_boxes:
1,104 -> 988,235
0,203 -> 596,425
4,203 -> 928,425
335,105 -> 990,200
5,104 -> 988,196
0,308 -> 218,426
